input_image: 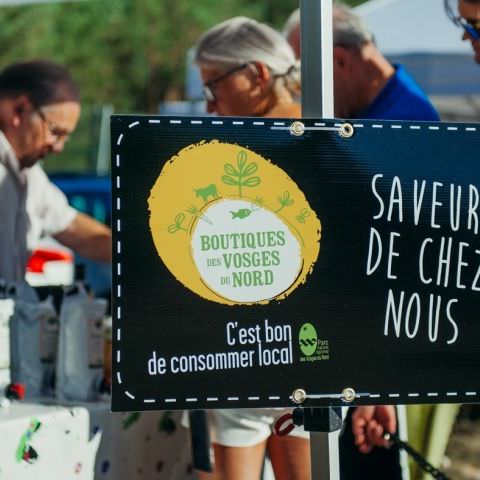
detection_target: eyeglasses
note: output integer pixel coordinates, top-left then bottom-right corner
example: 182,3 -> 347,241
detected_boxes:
202,63 -> 249,102
36,109 -> 70,144
445,0 -> 480,40
454,16 -> 480,40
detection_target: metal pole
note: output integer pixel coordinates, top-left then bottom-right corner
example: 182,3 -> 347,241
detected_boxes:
310,430 -> 341,479
397,406 -> 411,480
96,104 -> 114,175
300,0 -> 334,118
300,1 -> 339,479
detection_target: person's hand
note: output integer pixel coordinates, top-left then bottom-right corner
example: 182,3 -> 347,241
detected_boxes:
351,405 -> 396,453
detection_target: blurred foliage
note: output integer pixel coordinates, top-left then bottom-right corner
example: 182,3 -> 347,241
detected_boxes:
0,0 -> 263,112
0,0 -> 366,171
0,0 -> 366,111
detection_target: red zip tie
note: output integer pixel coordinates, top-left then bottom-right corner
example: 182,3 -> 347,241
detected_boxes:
274,413 -> 295,437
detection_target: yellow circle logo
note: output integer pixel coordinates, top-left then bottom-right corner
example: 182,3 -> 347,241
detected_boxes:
148,141 -> 321,305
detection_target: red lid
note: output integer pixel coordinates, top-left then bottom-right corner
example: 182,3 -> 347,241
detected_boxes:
5,383 -> 26,400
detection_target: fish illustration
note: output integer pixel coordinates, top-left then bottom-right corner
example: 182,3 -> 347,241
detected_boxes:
231,209 -> 252,219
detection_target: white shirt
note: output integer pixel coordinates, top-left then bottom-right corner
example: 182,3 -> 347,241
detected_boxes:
0,132 -> 77,282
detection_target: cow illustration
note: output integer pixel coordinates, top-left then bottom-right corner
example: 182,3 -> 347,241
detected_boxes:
194,184 -> 219,203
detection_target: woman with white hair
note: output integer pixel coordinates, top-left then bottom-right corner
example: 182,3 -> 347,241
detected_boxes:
192,17 -> 309,480
195,16 -> 301,118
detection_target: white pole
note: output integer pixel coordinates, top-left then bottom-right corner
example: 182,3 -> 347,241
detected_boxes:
301,0 -> 334,118
300,1 -> 339,478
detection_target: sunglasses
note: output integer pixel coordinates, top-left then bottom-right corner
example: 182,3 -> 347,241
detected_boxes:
202,63 -> 249,102
445,0 -> 480,40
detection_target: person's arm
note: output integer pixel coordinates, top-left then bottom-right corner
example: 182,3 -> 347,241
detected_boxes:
351,405 -> 397,453
54,212 -> 112,263
27,165 -> 112,263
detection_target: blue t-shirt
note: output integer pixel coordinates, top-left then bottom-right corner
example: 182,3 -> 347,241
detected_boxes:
358,65 -> 440,121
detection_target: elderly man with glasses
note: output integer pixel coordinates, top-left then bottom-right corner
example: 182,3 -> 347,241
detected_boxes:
285,3 -> 439,121
0,60 -> 111,284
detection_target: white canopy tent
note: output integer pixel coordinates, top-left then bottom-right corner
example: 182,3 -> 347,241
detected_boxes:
355,0 -> 469,55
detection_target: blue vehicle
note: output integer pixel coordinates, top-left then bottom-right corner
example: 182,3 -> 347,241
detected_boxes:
49,173 -> 112,297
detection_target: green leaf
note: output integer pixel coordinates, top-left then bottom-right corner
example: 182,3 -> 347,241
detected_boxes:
222,175 -> 238,186
175,213 -> 185,224
168,224 -> 178,233
237,151 -> 247,171
242,176 -> 260,187
242,162 -> 258,176
224,163 -> 239,176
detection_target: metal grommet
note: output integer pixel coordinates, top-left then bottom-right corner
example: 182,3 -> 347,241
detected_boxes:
290,121 -> 305,136
339,122 -> 354,138
341,387 -> 356,403
292,388 -> 307,404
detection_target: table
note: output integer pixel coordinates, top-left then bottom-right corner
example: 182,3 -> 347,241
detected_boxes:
0,402 -> 99,479
0,401 -> 195,480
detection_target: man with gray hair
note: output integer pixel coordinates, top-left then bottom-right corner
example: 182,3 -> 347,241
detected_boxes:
285,3 -> 439,121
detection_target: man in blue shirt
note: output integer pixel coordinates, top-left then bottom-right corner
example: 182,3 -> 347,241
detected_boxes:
356,64 -> 439,120
285,4 -> 440,122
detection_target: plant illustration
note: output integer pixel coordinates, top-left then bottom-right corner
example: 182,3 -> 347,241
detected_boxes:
222,150 -> 260,198
275,191 -> 294,213
251,196 -> 264,212
167,213 -> 188,233
296,208 -> 310,224
186,204 -> 212,225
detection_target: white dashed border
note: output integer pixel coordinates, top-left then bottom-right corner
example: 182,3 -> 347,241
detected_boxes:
114,117 -> 478,405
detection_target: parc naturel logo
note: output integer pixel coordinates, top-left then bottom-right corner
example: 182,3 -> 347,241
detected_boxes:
148,141 -> 321,305
299,323 -> 318,357
298,322 -> 330,362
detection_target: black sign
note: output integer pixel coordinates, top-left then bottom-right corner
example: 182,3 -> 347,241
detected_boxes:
111,115 -> 479,412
